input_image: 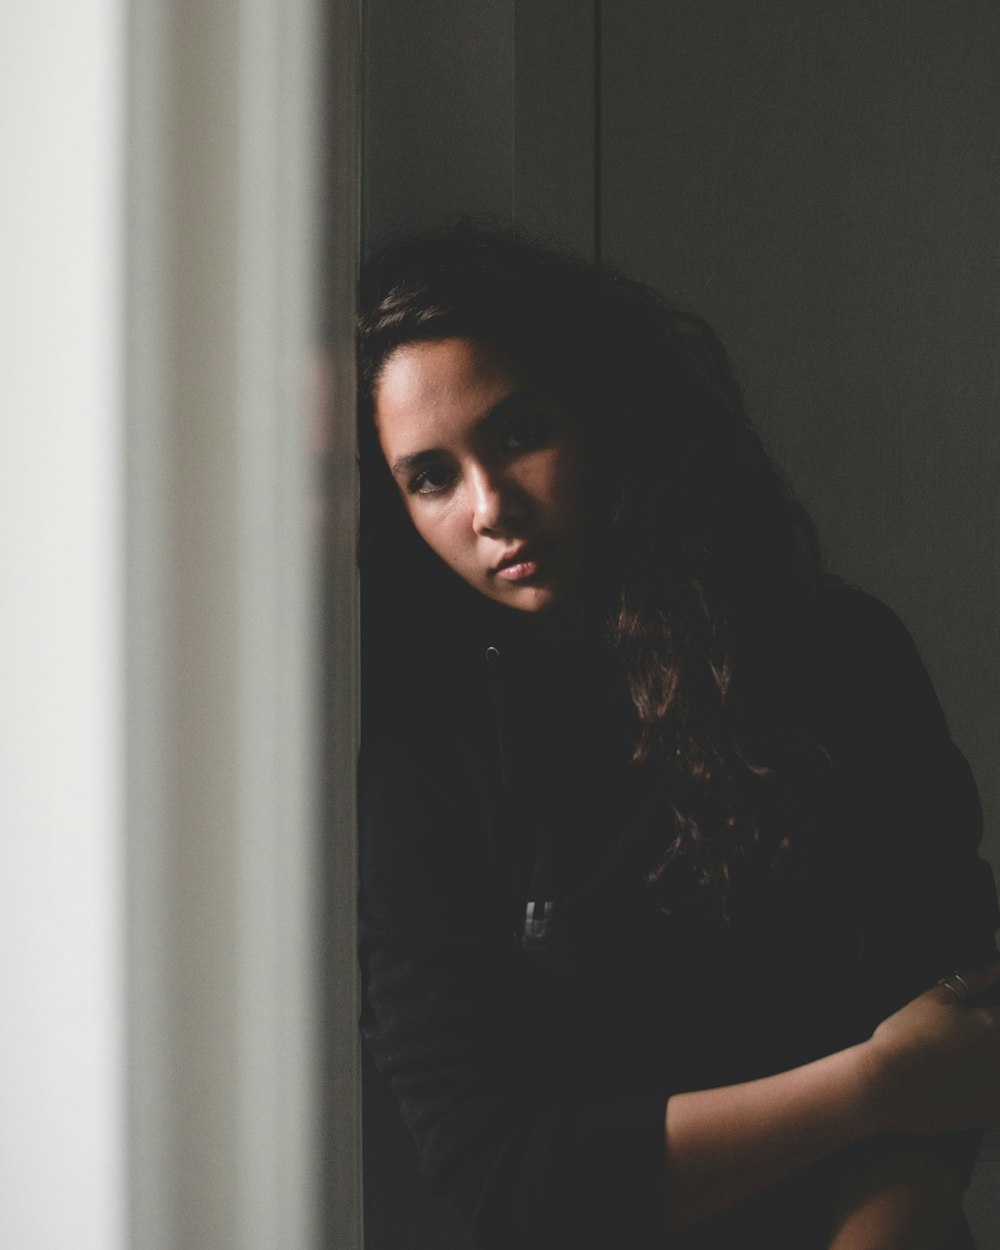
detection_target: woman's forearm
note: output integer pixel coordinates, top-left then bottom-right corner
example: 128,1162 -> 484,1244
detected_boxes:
826,1147 -> 966,1250
664,965 -> 1000,1228
664,1040 -> 884,1227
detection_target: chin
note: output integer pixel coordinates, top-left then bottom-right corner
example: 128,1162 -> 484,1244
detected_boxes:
496,584 -> 563,614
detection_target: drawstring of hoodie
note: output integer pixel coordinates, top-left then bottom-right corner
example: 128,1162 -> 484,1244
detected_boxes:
483,639 -> 562,953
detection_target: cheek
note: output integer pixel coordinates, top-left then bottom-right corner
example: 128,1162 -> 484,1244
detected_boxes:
405,501 -> 468,568
546,447 -> 588,520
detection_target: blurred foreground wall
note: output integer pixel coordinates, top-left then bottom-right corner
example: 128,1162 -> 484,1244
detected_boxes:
0,2 -> 359,1247
0,2 -> 127,1245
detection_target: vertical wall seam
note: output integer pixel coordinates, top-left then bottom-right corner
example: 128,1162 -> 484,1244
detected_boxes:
593,0 -> 602,264
511,0 -> 517,227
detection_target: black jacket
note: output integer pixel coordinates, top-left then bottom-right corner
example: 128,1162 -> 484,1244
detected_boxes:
358,583 -> 999,1249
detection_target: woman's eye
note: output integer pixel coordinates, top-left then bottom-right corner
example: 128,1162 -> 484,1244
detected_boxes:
503,411 -> 553,453
408,464 -> 454,495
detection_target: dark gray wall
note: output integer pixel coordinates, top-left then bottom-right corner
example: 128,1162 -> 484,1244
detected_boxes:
361,4 -> 1000,1242
602,3 -> 1000,876
363,0 -> 597,255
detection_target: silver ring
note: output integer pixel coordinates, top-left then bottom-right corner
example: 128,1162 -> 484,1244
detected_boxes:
937,971 -> 973,1001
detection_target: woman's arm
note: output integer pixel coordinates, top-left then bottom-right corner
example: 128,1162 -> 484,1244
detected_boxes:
663,964 -> 1000,1229
664,1039 -> 877,1227
825,1147 -> 967,1250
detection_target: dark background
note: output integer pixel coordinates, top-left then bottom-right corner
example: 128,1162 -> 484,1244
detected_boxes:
359,4 -> 1000,1243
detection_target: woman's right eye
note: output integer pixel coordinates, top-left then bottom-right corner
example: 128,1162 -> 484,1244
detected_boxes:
408,464 -> 455,496
502,409 -> 554,454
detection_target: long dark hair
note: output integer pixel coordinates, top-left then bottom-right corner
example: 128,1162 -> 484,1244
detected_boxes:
358,225 -> 830,918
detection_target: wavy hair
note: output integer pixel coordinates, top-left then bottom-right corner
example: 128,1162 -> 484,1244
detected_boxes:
358,224 -> 830,919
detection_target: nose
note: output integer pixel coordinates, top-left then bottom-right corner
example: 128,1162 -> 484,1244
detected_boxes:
469,463 -> 526,537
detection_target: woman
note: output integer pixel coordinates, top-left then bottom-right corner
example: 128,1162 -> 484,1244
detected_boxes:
356,226 -> 1000,1248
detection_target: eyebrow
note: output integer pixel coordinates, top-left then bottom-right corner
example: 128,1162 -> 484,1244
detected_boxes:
388,387 -> 543,479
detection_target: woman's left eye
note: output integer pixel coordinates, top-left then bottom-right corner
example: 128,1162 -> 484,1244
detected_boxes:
502,411 -> 553,453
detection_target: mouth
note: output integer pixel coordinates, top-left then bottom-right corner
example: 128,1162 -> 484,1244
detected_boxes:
492,544 -> 550,582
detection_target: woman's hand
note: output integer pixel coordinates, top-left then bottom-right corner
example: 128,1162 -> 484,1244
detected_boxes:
863,962 -> 1000,1135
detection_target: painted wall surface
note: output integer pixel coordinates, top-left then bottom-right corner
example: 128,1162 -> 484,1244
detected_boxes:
0,3 -> 127,1246
363,0 -> 597,257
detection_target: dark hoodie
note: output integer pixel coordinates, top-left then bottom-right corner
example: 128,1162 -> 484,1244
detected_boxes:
358,581 -> 999,1249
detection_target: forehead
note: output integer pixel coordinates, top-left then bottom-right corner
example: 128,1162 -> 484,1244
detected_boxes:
374,338 -> 522,445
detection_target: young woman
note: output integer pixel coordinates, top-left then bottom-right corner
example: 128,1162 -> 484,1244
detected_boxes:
356,227 -> 1000,1249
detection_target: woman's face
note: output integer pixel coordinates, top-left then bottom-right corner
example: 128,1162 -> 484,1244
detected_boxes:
374,337 -> 588,613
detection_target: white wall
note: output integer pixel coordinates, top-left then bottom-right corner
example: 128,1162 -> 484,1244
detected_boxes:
0,3 -> 127,1247
0,3 -> 361,1247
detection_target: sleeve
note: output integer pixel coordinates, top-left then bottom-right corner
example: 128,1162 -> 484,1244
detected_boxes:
828,589 -> 1000,1185
835,592 -> 999,1002
357,735 -> 670,1250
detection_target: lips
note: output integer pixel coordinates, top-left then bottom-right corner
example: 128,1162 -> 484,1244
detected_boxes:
492,544 -> 549,582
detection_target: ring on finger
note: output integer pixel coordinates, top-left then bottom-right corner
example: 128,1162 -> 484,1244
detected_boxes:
937,971 -> 973,1001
